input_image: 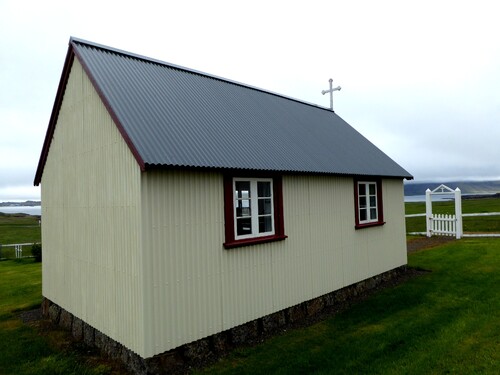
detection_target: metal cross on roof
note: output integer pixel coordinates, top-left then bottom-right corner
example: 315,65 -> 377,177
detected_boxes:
321,78 -> 341,111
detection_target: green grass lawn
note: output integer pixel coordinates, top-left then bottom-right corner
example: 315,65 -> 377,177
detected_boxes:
0,213 -> 41,244
406,197 -> 500,233
198,238 -> 500,374
0,213 -> 42,259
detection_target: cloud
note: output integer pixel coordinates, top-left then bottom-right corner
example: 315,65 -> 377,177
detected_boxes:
0,185 -> 40,202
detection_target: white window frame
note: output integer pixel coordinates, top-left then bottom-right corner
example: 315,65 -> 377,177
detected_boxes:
233,178 -> 275,240
357,181 -> 379,224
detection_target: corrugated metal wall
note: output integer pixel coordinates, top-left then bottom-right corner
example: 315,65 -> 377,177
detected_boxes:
140,170 -> 225,356
41,58 -> 146,355
141,172 -> 407,357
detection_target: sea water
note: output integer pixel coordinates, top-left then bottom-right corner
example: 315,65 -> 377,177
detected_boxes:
0,206 -> 41,216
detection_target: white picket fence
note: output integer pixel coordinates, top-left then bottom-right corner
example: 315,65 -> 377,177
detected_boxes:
0,243 -> 35,259
406,213 -> 459,237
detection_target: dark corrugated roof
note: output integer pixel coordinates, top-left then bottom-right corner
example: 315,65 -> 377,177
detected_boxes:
35,38 -> 412,185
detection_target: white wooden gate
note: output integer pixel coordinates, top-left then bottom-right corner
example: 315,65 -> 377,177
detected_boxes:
430,214 -> 457,236
426,184 -> 463,239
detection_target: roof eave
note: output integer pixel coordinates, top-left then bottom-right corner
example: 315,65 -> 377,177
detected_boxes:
143,163 -> 414,180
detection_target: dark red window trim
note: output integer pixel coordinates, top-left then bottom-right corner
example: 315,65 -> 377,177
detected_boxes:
223,174 -> 287,249
354,178 -> 385,229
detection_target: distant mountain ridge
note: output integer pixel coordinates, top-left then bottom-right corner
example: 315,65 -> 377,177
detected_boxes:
404,180 -> 500,196
0,200 -> 41,207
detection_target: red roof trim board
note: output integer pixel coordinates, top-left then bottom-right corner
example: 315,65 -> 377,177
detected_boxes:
33,40 -> 146,186
33,45 -> 74,186
71,42 -> 146,173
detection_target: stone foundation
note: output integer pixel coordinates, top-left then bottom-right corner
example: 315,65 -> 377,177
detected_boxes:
42,265 -> 407,374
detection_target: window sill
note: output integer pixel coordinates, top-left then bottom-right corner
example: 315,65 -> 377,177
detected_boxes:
224,234 -> 288,249
355,221 -> 386,230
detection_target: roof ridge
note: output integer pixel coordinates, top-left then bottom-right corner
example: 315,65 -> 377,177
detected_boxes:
69,37 -> 333,113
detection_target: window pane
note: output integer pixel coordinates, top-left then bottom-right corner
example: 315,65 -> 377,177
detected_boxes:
259,216 -> 272,233
370,208 -> 377,220
236,201 -> 251,217
258,198 -> 272,215
236,217 -> 252,235
369,183 -> 376,196
369,196 -> 377,208
360,208 -> 367,221
235,181 -> 250,199
359,196 -> 367,208
359,183 -> 366,196
257,181 -> 271,197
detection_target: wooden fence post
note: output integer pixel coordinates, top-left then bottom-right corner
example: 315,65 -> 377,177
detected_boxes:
425,189 -> 432,237
455,188 -> 462,239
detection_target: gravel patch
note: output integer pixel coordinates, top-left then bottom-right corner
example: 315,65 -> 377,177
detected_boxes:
407,236 -> 456,253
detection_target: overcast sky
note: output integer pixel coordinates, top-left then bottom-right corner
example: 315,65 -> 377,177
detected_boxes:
1,0 -> 499,201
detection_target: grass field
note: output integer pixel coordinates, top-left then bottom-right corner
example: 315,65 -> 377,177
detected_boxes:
0,213 -> 41,259
0,213 -> 41,244
405,197 -> 500,233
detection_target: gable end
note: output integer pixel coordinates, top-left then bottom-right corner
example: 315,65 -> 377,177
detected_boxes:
34,39 -> 145,186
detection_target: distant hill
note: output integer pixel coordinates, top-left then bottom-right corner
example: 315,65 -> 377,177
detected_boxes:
404,180 -> 500,196
0,200 -> 41,207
